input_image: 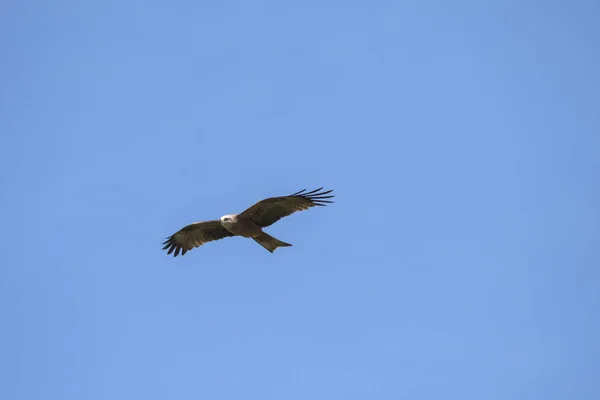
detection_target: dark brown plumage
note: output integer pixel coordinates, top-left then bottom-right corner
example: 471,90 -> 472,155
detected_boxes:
162,220 -> 235,257
239,188 -> 334,227
162,187 -> 334,257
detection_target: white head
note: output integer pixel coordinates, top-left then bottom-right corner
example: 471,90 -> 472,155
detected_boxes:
220,214 -> 237,224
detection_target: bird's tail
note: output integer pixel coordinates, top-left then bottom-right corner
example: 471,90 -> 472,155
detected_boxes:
253,232 -> 292,253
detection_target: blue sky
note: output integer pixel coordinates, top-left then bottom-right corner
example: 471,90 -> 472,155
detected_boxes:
1,1 -> 599,399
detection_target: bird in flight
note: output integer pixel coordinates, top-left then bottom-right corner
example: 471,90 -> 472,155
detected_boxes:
162,188 -> 334,257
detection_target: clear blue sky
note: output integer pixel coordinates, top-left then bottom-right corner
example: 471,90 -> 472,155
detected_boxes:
1,1 -> 599,399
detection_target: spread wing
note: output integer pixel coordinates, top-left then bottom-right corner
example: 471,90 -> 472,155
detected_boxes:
239,187 -> 334,228
162,220 -> 235,257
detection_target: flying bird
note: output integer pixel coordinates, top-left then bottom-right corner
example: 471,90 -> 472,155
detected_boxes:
162,188 -> 334,256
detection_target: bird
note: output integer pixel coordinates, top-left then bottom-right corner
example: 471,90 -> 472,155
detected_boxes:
162,188 -> 334,257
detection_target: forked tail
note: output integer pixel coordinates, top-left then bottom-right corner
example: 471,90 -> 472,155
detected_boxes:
253,232 -> 292,253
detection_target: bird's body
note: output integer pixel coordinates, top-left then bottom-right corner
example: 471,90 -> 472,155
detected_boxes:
162,188 -> 334,257
219,214 -> 260,237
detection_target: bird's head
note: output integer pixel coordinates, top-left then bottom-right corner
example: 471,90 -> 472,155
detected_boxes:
220,214 -> 236,224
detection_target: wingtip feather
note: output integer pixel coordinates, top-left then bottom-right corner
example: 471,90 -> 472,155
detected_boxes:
290,187 -> 335,206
